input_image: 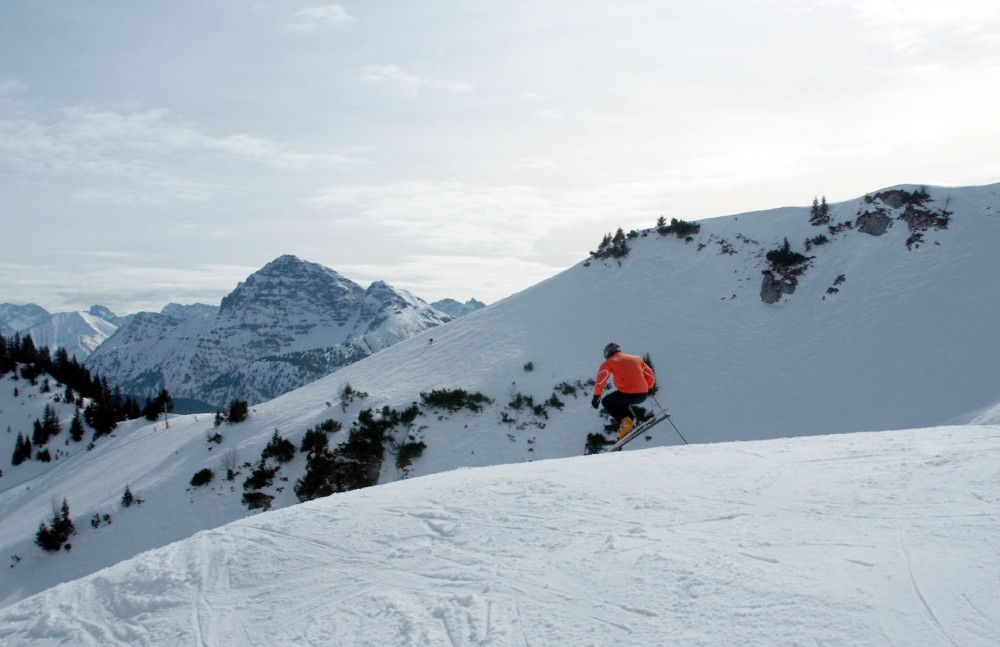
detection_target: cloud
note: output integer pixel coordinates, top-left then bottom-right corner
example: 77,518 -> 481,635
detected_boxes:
515,157 -> 558,170
305,181 -> 552,257
302,178 -> 675,268
791,0 -> 1000,55
0,76 -> 26,99
338,254 -> 563,305
285,4 -> 354,31
359,65 -> 475,94
0,260 -> 254,314
0,105 -> 361,204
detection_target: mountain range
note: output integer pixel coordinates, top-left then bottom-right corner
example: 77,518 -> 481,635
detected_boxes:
1,182 -> 998,624
1,257 -> 485,410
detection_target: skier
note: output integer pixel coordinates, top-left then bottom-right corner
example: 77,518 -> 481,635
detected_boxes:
591,342 -> 656,439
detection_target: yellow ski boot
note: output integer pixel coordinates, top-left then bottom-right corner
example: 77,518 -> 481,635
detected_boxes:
617,417 -> 634,440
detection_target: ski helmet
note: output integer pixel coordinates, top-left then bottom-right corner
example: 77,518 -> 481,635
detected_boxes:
603,342 -> 621,359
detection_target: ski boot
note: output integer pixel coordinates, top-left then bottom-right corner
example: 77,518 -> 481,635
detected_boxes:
617,417 -> 634,440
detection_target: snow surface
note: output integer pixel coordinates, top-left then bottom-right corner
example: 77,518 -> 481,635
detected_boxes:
1,183 -> 998,642
1,425 -> 998,646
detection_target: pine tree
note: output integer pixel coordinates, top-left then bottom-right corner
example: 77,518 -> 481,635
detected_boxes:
228,399 -> 249,423
143,388 -> 174,421
70,411 -> 85,442
42,404 -> 61,439
0,332 -> 9,374
12,433 -> 27,466
18,334 -> 37,364
262,429 -> 296,463
810,195 -> 831,226
35,498 -> 75,551
32,418 -> 48,447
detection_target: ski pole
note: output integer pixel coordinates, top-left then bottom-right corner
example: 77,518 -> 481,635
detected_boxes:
666,415 -> 689,445
650,393 -> 689,445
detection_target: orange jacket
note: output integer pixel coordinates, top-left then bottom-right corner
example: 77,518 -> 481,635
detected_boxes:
594,352 -> 656,396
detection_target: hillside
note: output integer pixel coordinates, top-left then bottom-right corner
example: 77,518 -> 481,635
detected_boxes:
1,425 -> 998,645
1,182 -> 998,610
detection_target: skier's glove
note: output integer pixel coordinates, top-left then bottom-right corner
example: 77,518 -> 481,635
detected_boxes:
591,395 -> 600,409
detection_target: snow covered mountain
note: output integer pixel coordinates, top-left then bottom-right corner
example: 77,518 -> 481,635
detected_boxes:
1,182 -> 998,622
1,305 -> 124,361
85,255 -> 451,409
24,309 -> 119,361
431,297 -> 486,319
0,303 -> 50,336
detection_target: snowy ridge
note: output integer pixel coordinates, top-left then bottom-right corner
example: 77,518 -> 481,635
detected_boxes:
1,425 -> 998,646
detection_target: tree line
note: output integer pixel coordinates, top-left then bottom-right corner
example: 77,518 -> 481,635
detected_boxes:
2,332 -> 173,463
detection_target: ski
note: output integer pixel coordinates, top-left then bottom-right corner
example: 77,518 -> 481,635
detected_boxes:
606,410 -> 671,452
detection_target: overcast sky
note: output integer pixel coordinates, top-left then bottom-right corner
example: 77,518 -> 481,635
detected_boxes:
2,0 -> 998,314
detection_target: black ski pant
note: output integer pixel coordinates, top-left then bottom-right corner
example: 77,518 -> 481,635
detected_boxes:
601,391 -> 647,424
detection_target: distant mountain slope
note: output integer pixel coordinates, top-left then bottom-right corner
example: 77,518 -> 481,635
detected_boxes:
2,182 -> 997,611
25,310 -> 119,361
85,255 -> 451,408
0,303 -> 50,336
431,297 -> 486,319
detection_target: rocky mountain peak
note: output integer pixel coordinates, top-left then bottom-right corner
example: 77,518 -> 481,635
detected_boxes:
219,255 -> 365,322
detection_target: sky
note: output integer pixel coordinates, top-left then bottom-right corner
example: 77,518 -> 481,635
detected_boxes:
1,0 -> 999,314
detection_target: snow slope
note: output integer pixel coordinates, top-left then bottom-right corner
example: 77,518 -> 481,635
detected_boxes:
0,304 -> 50,337
1,424 -> 998,646
1,182 -> 997,612
25,310 -> 119,360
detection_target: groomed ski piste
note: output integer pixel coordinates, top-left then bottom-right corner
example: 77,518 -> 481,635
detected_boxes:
1,424 -> 998,646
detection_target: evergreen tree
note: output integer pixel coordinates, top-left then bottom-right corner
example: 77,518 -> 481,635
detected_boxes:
32,418 -> 48,447
262,429 -> 296,463
12,433 -> 28,466
42,404 -> 61,440
70,411 -> 85,442
0,333 -> 11,374
84,377 -> 118,438
18,334 -> 37,364
228,399 -> 249,423
35,498 -> 75,552
53,347 -> 71,382
143,388 -> 174,421
810,195 -> 831,226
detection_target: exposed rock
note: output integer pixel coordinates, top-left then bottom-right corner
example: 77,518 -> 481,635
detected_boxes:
760,270 -> 796,304
868,189 -> 912,209
856,212 -> 892,236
